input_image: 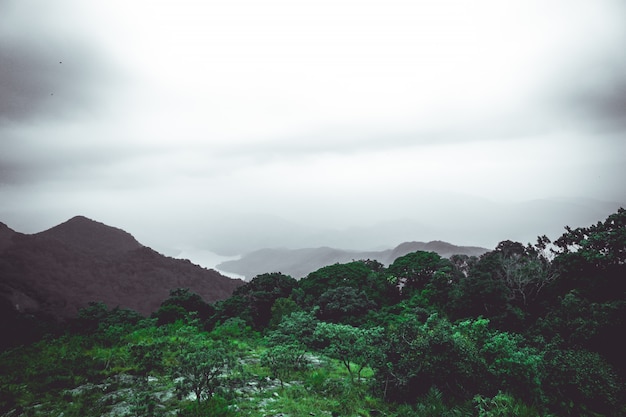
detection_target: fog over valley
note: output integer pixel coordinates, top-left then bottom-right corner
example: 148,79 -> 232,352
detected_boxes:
1,1 -> 625,267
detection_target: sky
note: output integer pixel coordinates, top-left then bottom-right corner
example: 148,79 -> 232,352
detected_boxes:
1,0 -> 626,260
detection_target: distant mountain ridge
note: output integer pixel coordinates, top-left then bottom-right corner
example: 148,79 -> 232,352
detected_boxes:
0,216 -> 244,320
217,240 -> 490,280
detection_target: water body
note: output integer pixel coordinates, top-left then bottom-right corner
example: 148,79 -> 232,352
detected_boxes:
173,247 -> 246,280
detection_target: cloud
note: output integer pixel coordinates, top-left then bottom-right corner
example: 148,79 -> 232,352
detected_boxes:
1,0 -> 625,257
558,66 -> 626,134
0,15 -> 121,125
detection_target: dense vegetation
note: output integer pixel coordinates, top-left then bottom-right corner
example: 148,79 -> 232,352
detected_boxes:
1,208 -> 625,416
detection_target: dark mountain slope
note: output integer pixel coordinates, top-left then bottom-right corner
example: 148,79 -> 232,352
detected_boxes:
0,222 -> 19,252
36,215 -> 142,256
0,216 -> 244,320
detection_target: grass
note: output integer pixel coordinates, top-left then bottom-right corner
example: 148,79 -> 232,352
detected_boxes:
1,333 -> 389,417
1,321 -> 554,417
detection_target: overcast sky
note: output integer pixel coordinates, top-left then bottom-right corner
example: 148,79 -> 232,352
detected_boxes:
1,0 -> 625,258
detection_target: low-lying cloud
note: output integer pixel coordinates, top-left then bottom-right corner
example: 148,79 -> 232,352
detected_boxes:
1,0 -> 625,259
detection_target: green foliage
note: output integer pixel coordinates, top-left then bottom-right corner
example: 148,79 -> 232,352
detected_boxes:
542,347 -> 623,416
229,272 -> 297,329
297,260 -> 398,309
211,295 -> 254,328
534,291 -> 622,346
210,317 -> 257,341
128,387 -> 167,417
2,208 -> 626,417
313,322 -> 383,381
177,395 -> 235,417
74,302 -> 143,336
553,207 -> 626,266
448,238 -> 557,329
388,251 -> 453,296
374,314 -> 484,402
129,342 -> 165,381
316,286 -> 376,324
408,387 -> 472,417
172,340 -> 238,405
493,241 -> 558,310
267,297 -> 300,329
153,304 -> 188,326
260,343 -> 309,387
152,288 -> 215,326
479,331 -> 544,403
449,254 -> 479,277
473,392 -> 546,417
0,334 -> 104,414
374,314 -> 545,405
266,310 -> 319,347
551,207 -> 626,301
449,249 -> 518,328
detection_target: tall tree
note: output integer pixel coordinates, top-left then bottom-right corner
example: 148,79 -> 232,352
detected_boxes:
551,207 -> 626,301
387,251 -> 453,297
173,340 -> 237,405
225,272 -> 297,329
296,261 -> 398,309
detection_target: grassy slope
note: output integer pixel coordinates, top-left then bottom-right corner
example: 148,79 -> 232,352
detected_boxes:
0,320 -> 393,417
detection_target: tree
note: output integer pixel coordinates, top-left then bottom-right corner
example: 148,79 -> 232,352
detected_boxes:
543,208 -> 626,377
313,322 -> 383,382
263,311 -> 317,387
73,302 -> 143,345
260,343 -> 309,387
173,340 -> 237,406
267,297 -> 300,330
130,342 -> 165,383
387,251 -> 453,296
449,252 -> 510,324
532,290 -> 626,379
229,273 -> 297,330
316,286 -> 375,324
449,254 -> 478,277
211,295 -> 253,329
153,288 -> 214,325
266,311 -> 319,348
542,347 -> 623,416
493,241 -> 557,310
373,314 -> 544,405
551,207 -> 626,301
297,261 -> 398,309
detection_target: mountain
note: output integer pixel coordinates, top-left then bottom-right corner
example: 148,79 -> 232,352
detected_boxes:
0,222 -> 17,252
386,241 -> 488,261
38,215 -> 143,256
0,216 -> 244,320
217,240 -> 490,280
183,197 -> 622,257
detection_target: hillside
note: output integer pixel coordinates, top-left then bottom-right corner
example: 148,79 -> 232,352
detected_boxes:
217,241 -> 489,280
1,208 -> 623,417
0,216 -> 244,320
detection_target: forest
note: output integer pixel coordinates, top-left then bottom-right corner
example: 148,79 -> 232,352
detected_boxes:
0,208 -> 625,416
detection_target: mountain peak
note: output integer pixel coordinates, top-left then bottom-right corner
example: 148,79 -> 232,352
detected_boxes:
0,216 -> 244,321
0,222 -> 18,251
37,215 -> 142,255
0,221 -> 16,235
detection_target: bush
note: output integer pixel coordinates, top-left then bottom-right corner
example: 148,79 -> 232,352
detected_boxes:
260,343 -> 309,387
473,392 -> 546,417
177,395 -> 235,417
542,348 -> 623,416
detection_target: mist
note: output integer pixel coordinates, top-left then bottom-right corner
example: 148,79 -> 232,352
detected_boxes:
1,0 -> 625,267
